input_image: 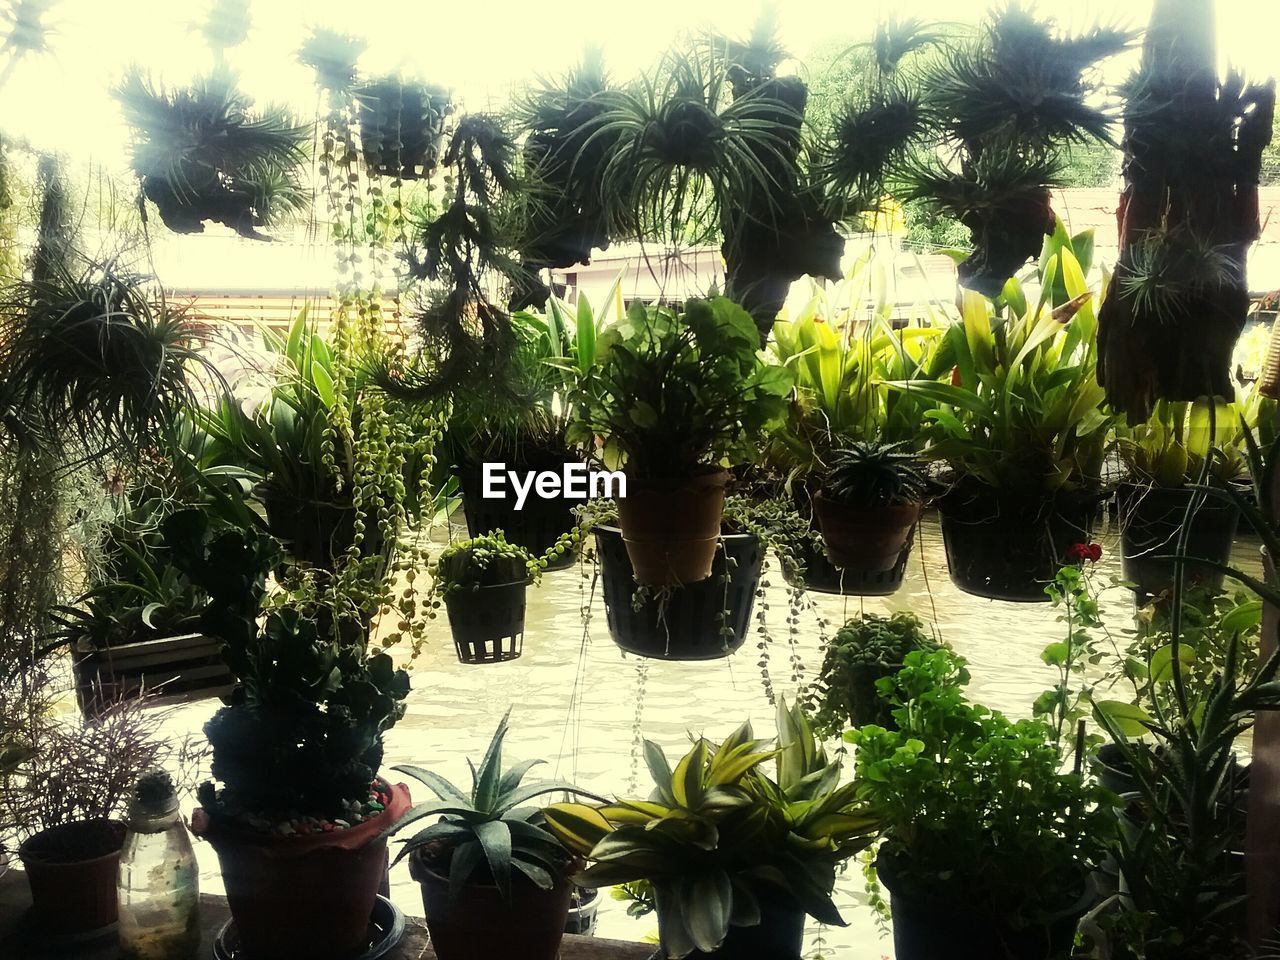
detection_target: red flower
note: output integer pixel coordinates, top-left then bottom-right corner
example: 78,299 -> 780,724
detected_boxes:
950,366 -> 963,387
1068,542 -> 1102,563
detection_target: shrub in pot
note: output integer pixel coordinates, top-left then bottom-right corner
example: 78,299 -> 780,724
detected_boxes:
0,687 -> 187,938
545,700 -> 880,959
811,441 -> 929,572
892,227 -> 1114,600
446,301 -> 604,568
391,709 -> 596,960
768,287 -> 942,596
434,533 -> 540,664
1111,386 -> 1273,599
166,509 -> 412,960
804,611 -> 940,735
848,650 -> 1115,960
568,297 -> 792,586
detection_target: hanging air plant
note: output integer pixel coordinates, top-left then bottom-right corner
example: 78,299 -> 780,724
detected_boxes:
1097,0 -> 1276,423
904,10 -> 1129,296
0,257 -> 217,455
510,50 -> 617,309
116,70 -> 310,241
355,76 -> 453,182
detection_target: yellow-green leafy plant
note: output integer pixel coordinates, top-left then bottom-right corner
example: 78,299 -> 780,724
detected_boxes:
543,699 -> 880,959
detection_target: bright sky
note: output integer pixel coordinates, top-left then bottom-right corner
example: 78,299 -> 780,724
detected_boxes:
1,0 -> 1277,166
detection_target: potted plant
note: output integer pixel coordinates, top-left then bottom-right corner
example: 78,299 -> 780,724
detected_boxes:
390,709 -> 596,960
767,276 -> 943,596
445,297 -> 608,569
116,70 -> 309,241
891,229 -> 1115,600
0,688 -> 189,939
433,532 -> 540,664
568,297 -> 792,586
811,441 -> 929,573
163,508 -> 412,960
356,76 -> 454,180
544,699 -> 881,959
848,649 -> 1115,960
1112,385 -> 1273,599
804,611 -> 940,735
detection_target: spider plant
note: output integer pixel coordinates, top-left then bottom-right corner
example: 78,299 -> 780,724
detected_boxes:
0,257 -> 218,457
117,70 -> 309,241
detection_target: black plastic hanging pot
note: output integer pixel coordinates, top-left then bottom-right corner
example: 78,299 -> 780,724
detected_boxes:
443,580 -> 529,663
458,464 -> 579,571
878,851 -> 1090,960
781,534 -> 914,596
937,480 -> 1103,602
1117,481 -> 1241,600
595,525 -> 762,661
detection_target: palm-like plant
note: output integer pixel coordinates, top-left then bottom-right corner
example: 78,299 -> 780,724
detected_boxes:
0,257 -> 218,457
117,70 -> 309,241
824,440 -> 929,508
544,700 -> 879,959
903,10 -> 1130,295
391,709 -> 596,902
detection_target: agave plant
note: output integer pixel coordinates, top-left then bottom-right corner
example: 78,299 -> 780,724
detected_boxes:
544,699 -> 880,959
391,709 -> 597,902
117,70 -> 310,241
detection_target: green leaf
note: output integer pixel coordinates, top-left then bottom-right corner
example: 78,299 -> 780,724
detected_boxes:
1149,644 -> 1197,685
1094,700 -> 1154,738
473,819 -> 513,901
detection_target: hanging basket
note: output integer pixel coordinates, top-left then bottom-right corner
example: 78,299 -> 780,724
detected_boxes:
444,581 -> 529,664
782,536 -> 913,596
1117,482 -> 1241,600
458,465 -> 578,571
937,480 -> 1103,602
595,525 -> 761,661
356,81 -> 451,182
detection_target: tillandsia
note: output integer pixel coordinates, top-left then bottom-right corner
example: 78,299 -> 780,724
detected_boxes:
901,9 -> 1130,296
1096,1 -> 1276,423
822,440 -> 929,508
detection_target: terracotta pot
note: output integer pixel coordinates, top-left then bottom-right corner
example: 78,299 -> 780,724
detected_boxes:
811,494 -> 922,572
616,469 -> 730,586
18,818 -> 127,934
411,854 -> 574,960
194,782 -> 410,960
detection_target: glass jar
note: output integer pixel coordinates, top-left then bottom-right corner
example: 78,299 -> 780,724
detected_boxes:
117,771 -> 200,960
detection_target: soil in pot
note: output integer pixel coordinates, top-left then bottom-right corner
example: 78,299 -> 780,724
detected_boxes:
195,782 -> 410,960
458,462 -> 579,571
596,525 -> 762,661
937,480 -> 1102,602
878,850 -> 1089,960
411,852 -> 573,960
18,818 -> 127,935
617,469 -> 730,586
811,494 -> 922,573
1117,482 -> 1241,600
443,580 -> 530,663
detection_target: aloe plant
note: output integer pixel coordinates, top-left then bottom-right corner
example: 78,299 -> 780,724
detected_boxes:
391,710 -> 597,903
543,699 -> 879,958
